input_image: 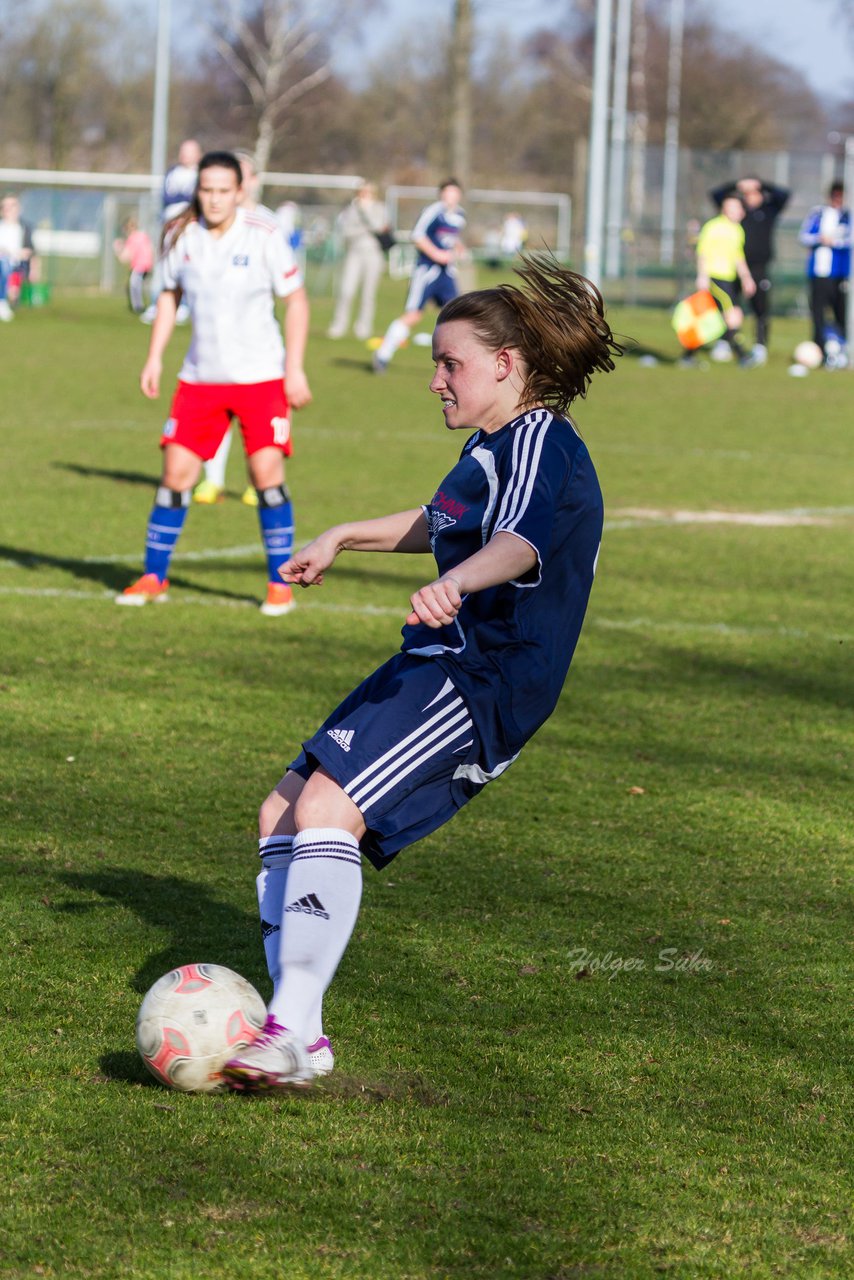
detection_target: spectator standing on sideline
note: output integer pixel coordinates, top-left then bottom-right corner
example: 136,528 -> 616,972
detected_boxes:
0,195 -> 39,320
709,175 -> 789,363
327,183 -> 390,341
113,217 -> 154,314
140,138 -> 202,325
372,179 -> 466,373
694,195 -> 757,367
499,212 -> 528,259
798,180 -> 850,357
194,152 -> 276,508
115,150 -> 312,617
220,256 -> 622,1091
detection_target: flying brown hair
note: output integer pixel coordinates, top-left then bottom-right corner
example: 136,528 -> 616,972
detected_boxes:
437,254 -> 623,413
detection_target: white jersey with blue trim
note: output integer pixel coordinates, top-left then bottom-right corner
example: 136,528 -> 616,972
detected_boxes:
402,409 -> 603,770
161,205 -> 303,385
411,199 -> 466,268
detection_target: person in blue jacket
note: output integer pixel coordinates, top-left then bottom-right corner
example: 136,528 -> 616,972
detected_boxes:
799,181 -> 851,355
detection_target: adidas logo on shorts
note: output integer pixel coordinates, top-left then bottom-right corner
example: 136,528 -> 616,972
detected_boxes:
285,893 -> 329,920
327,728 -> 354,752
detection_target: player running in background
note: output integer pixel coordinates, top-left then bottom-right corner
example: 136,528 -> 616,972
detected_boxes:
372,179 -> 466,373
709,175 -> 789,364
695,196 -> 756,366
223,255 -> 622,1091
115,150 -> 312,617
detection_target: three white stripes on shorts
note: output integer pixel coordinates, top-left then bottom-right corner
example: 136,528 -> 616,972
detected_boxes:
344,679 -> 472,814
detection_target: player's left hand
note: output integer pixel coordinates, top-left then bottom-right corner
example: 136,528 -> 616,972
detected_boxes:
406,576 -> 462,628
286,369 -> 312,409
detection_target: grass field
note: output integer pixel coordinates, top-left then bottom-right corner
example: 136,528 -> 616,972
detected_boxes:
1,281 -> 852,1280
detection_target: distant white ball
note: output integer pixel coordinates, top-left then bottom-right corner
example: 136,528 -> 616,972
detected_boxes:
793,340 -> 824,370
136,964 -> 266,1092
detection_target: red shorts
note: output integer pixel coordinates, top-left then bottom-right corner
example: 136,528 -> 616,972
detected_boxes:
160,379 -> 292,459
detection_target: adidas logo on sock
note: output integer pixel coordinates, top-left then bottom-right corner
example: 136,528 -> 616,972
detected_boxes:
327,727 -> 354,752
285,892 -> 330,920
260,918 -> 280,940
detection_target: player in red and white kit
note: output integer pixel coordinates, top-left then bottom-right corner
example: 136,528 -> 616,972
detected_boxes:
116,151 -> 312,615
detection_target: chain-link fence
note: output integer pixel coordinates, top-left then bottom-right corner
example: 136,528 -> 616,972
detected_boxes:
0,145 -> 845,314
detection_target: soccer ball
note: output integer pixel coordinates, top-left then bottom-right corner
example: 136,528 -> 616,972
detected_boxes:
136,963 -> 266,1092
793,340 -> 824,370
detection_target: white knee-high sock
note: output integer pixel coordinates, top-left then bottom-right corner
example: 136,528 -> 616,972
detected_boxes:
204,428 -> 233,489
377,317 -> 410,363
256,833 -> 293,992
268,828 -> 362,1044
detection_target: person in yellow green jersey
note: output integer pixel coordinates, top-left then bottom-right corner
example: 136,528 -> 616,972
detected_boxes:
695,196 -> 757,367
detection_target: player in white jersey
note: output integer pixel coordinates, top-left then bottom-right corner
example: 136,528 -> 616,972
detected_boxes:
115,151 -> 312,616
194,151 -> 275,507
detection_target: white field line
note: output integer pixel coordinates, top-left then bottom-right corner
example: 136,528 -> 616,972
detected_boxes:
606,506 -> 854,529
0,583 -> 851,643
76,544 -> 264,564
29,424 -> 854,464
3,502 -> 850,574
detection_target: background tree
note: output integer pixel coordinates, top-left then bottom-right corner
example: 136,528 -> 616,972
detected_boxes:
204,0 -> 376,178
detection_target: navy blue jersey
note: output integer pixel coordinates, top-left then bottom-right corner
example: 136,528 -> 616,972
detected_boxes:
403,409 -> 603,772
411,199 -> 466,269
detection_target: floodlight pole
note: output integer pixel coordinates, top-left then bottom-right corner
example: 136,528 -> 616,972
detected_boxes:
150,0 -> 171,198
845,135 -> 854,364
605,0 -> 632,278
659,0 -> 684,266
584,0 -> 613,289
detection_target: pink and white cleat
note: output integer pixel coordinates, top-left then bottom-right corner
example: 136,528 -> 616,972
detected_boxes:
222,1015 -> 314,1092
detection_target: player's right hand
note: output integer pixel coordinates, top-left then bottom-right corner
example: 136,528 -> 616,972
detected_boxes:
279,530 -> 340,587
140,358 -> 162,399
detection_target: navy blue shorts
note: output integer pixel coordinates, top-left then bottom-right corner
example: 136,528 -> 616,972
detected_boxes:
289,653 -> 489,869
404,263 -> 459,313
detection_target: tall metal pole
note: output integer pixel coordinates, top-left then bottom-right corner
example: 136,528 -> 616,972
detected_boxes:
150,0 -> 171,197
584,0 -> 614,289
451,0 -> 473,191
605,0 -> 632,278
659,0 -> 684,266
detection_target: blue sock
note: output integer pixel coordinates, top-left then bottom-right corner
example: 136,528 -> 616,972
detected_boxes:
144,486 -> 190,580
256,485 -> 294,584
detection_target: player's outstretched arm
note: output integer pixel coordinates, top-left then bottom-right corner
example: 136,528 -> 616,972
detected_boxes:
281,509 -> 431,587
406,531 -> 537,628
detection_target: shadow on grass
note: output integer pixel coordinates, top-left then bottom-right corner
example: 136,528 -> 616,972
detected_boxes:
0,542 -> 259,603
54,462 -> 250,505
63,866 -> 268,1086
52,461 -> 161,488
330,355 -> 396,374
100,1048 -> 158,1087
61,867 -> 264,995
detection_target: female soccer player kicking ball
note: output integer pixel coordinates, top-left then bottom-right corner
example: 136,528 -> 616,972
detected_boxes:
223,256 -> 622,1090
115,150 -> 312,616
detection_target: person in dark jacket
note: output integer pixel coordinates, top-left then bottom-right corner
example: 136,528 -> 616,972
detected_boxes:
709,176 -> 790,363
